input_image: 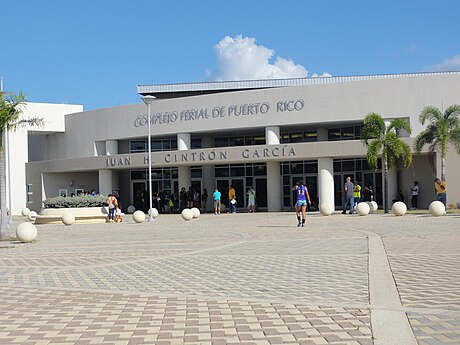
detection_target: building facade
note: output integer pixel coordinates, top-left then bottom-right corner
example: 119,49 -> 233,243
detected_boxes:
24,72 -> 460,213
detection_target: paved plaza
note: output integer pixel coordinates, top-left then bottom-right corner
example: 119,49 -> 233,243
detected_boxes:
0,211 -> 459,345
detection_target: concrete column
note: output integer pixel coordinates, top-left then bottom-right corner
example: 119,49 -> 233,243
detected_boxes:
177,133 -> 191,151
318,158 -> 335,211
201,136 -> 215,212
265,126 -> 280,145
317,128 -> 328,141
178,166 -> 191,191
267,161 -> 281,211
99,169 -> 113,196
106,140 -> 118,155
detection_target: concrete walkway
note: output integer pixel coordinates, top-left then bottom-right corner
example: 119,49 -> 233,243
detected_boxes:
0,211 -> 459,344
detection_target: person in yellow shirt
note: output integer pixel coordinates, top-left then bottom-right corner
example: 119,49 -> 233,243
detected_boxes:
435,178 -> 447,207
353,182 -> 362,212
228,185 -> 237,213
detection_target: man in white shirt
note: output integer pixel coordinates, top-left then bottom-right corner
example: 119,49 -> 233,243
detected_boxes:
410,181 -> 419,209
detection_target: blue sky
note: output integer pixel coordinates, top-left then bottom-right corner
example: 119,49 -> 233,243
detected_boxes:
1,0 -> 459,110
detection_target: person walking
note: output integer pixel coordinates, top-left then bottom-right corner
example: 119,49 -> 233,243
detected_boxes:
293,180 -> 311,227
228,185 -> 237,213
435,178 -> 447,207
353,181 -> 361,212
213,188 -> 221,215
342,177 -> 354,214
410,181 -> 419,209
106,194 -> 118,222
247,186 -> 256,213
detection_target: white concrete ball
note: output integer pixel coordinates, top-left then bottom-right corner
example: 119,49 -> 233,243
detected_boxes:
61,213 -> 75,226
16,222 -> 38,243
356,202 -> 370,216
126,205 -> 136,214
319,203 -> 333,216
21,208 -> 31,217
191,207 -> 200,218
148,208 -> 159,218
370,201 -> 378,213
429,201 -> 445,216
27,211 -> 38,222
133,210 -> 146,223
392,201 -> 407,216
181,208 -> 193,221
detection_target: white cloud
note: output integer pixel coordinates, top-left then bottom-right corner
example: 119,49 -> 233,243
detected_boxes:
208,35 -> 330,80
424,55 -> 460,72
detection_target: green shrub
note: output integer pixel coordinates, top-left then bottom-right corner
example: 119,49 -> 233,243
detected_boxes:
43,195 -> 107,208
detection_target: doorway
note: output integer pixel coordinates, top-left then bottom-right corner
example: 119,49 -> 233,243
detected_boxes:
216,178 -> 245,210
254,177 -> 267,209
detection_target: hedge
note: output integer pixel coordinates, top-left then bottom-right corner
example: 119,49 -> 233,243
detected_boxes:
43,195 -> 108,208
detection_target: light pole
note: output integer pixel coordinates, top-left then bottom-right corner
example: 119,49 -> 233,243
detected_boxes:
142,95 -> 156,222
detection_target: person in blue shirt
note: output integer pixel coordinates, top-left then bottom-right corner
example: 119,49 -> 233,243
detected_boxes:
213,188 -> 221,215
293,180 -> 311,227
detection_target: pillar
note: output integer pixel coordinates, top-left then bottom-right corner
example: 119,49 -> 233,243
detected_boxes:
267,161 -> 281,211
99,169 -> 113,196
265,126 -> 280,145
317,128 -> 328,141
318,158 -> 335,211
106,140 -> 118,155
177,133 -> 191,191
201,136 -> 215,212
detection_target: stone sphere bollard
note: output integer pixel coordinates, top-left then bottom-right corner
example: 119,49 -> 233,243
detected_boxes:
181,208 -> 193,221
369,200 -> 379,213
319,203 -> 333,216
356,202 -> 370,216
148,208 -> 159,218
126,205 -> 136,214
62,214 -> 75,226
133,210 -> 146,223
429,201 -> 445,216
27,211 -> 38,222
16,222 -> 38,243
21,208 -> 31,217
191,207 -> 200,218
392,201 -> 407,216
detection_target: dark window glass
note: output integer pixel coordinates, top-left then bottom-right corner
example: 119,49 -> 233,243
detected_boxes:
246,166 -> 253,176
191,168 -> 202,178
246,177 -> 253,186
151,140 -> 162,151
230,137 -> 245,146
283,186 -> 291,196
333,160 -> 341,172
131,170 -> 147,180
328,128 -> 341,140
130,140 -> 146,153
253,136 -> 265,145
230,166 -> 245,177
245,136 -> 254,145
355,160 -> 362,171
355,125 -> 361,138
342,160 -> 355,171
191,138 -> 202,149
377,158 -> 382,170
290,133 -> 303,143
152,169 -> 162,179
215,167 -> 229,177
291,162 -> 303,174
282,164 -> 290,175
172,169 -> 178,178
361,159 -> 370,171
284,197 -> 291,207
283,176 -> 290,185
214,137 -> 228,147
281,133 -> 290,143
171,141 -> 178,150
304,131 -> 318,142
304,163 -> 318,174
163,169 -> 171,178
342,127 -> 354,139
254,165 -> 266,176
163,140 -> 171,150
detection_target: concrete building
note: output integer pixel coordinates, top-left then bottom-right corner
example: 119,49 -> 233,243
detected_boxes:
23,72 -> 460,214
6,102 -> 83,215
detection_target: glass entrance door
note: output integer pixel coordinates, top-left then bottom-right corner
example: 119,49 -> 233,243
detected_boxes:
254,177 -> 267,209
132,181 -> 147,212
216,178 -> 245,210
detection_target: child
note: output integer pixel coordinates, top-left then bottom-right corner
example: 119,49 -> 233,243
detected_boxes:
115,205 -> 123,223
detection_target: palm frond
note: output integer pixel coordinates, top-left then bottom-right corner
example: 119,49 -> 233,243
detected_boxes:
361,112 -> 385,143
444,104 -> 460,120
449,126 -> 460,154
388,118 -> 412,135
366,139 -> 382,170
419,106 -> 442,125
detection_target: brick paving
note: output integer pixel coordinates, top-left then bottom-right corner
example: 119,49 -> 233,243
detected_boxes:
0,211 -> 459,344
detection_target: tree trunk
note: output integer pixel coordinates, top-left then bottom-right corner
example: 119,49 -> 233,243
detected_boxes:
0,133 -> 10,239
441,157 -> 446,182
383,155 -> 389,214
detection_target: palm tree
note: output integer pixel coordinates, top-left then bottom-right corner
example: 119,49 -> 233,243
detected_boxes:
414,105 -> 460,182
361,112 -> 412,213
0,91 -> 43,239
